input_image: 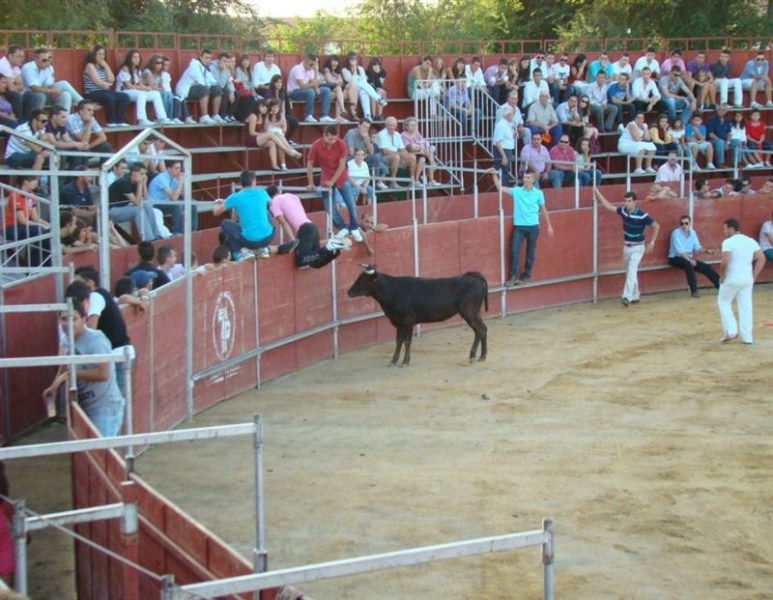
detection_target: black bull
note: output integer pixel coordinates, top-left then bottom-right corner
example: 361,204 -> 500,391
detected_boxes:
347,267 -> 488,365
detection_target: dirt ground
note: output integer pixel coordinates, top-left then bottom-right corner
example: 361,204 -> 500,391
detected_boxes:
10,287 -> 773,599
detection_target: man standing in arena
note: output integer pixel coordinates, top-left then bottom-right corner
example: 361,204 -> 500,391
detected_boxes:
491,169 -> 554,287
594,188 -> 660,306
717,218 -> 766,344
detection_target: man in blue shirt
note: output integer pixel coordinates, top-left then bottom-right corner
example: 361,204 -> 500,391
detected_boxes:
213,170 -> 275,260
668,215 -> 720,298
595,188 -> 660,306
705,105 -> 733,167
740,52 -> 772,109
147,160 -> 198,235
492,169 -> 554,287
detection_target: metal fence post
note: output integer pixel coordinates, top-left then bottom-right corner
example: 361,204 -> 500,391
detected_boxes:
12,500 -> 28,594
253,415 -> 267,575
542,518 -> 554,600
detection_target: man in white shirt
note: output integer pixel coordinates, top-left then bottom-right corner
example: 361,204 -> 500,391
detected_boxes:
4,108 -> 50,169
529,51 -> 548,80
20,47 -> 83,113
492,106 -> 516,186
717,218 -> 766,344
633,47 -> 660,79
209,53 -> 237,122
175,49 -> 223,124
464,56 -> 486,89
522,69 -> 550,108
549,54 -> 571,103
586,72 -> 618,132
631,67 -> 666,113
377,116 -> 417,188
0,44 -> 30,118
497,90 -> 531,146
611,53 -> 633,82
655,152 -> 683,183
252,50 -> 281,95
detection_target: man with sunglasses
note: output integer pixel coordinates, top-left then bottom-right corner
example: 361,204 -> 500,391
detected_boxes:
668,215 -> 719,298
20,47 -> 83,113
3,108 -> 50,169
741,52 -> 773,109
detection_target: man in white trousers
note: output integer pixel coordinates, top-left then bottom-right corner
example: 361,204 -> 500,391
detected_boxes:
718,218 -> 766,344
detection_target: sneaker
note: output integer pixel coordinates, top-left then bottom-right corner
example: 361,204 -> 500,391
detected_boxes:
336,115 -> 349,123
320,115 -> 336,123
504,277 -> 520,288
185,116 -> 197,125
199,115 -> 214,125
766,101 -> 773,108
350,228 -> 363,242
290,150 -> 303,159
212,115 -> 226,124
645,166 -> 656,174
105,122 -> 119,128
172,118 -> 184,125
706,162 -> 716,170
429,180 -> 442,186
750,101 -> 762,109
335,228 -> 350,239
379,98 -> 389,107
376,181 -> 389,190
256,247 -> 271,259
303,115 -> 318,123
621,298 -> 630,307
691,290 -> 701,298
617,123 -> 625,133
138,118 -> 154,127
325,237 -> 345,251
633,168 -> 646,175
236,247 -> 255,261
157,118 -> 172,125
732,103 -> 743,109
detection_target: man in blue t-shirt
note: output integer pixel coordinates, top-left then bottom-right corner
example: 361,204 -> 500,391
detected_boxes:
213,170 -> 275,260
595,189 -> 660,306
492,169 -> 554,287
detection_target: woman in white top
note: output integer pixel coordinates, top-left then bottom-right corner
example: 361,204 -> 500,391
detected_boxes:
401,116 -> 437,185
347,148 -> 375,204
617,111 -> 656,174
342,52 -> 387,122
117,49 -> 168,126
142,54 -> 186,124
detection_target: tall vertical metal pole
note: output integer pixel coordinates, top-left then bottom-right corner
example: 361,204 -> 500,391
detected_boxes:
184,156 -> 194,420
123,346 -> 135,472
12,500 -> 28,594
592,165 -> 599,303
542,518 -> 554,600
252,415 -> 267,574
473,161 -> 479,219
98,169 -> 111,292
498,183 -> 507,318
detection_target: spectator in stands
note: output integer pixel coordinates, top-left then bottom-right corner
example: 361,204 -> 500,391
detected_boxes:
142,54 -> 186,125
343,52 -> 387,123
618,111 -> 657,175
308,125 -> 362,237
648,113 -> 679,158
155,244 -> 186,281
611,53 -> 633,82
588,51 -> 613,82
694,178 -> 717,199
668,215 -> 719,297
685,51 -> 717,110
729,111 -> 755,168
659,67 -> 696,125
0,44 -> 26,119
738,175 -> 754,195
116,49 -> 169,126
287,53 -> 334,124
21,47 -> 83,114
660,49 -> 688,81
607,72 -> 635,127
82,44 -> 130,128
529,51 -> 547,80
526,91 -> 562,147
402,116 -> 438,186
745,109 -> 773,166
433,57 -> 447,82
244,99 -> 302,171
759,209 -> 773,260
484,58 -> 509,104
160,56 -> 192,123
4,108 -> 50,169
491,169 -> 554,287
492,105 -> 516,186
631,67 -> 666,115
633,47 -> 660,79
446,77 -> 480,136
344,118 -> 389,189
125,240 -> 171,288
646,183 -> 678,200
252,50 -> 281,96
266,186 -> 345,268
760,178 -> 773,195
586,71 -> 618,133
209,52 -> 238,123
348,148 -> 375,204
655,152 -> 683,183
233,53 -> 261,116
66,100 -> 113,160
209,244 -> 232,267
497,89 -> 531,146
706,105 -> 733,167
213,170 -> 276,260
741,51 -> 773,109
60,210 -> 96,254
175,49 -> 223,125
320,55 -> 354,122
522,68 -> 550,109
542,53 -> 561,104
407,55 -> 441,102
575,137 -> 603,186
2,174 -> 50,266
365,58 -> 388,120
555,94 -> 585,144
465,56 -> 487,93
670,116 -> 687,155
44,106 -> 88,167
108,160 -> 163,241
449,57 -> 467,81
568,54 -> 589,98
266,97 -> 290,149
548,54 -> 571,104
45,300 -> 126,436
0,76 -> 18,128
710,49 -> 743,108
514,56 -> 532,105
548,134 -> 579,188
519,132 -> 553,188
378,116 -> 420,188
265,74 -> 299,143
147,160 -> 198,236
685,114 -> 716,170
60,166 -> 96,223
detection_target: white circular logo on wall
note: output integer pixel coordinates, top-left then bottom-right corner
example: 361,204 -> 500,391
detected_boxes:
212,291 -> 236,361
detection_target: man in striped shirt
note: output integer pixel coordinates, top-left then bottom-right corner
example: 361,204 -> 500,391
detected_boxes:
595,189 -> 660,306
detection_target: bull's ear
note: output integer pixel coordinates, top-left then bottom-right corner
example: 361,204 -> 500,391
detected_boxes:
359,263 -> 377,275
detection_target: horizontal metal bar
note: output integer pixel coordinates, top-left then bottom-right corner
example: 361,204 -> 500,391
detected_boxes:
0,303 -> 68,313
0,266 -> 71,274
0,353 -> 127,368
26,503 -> 125,532
176,529 -> 548,598
0,421 -> 257,460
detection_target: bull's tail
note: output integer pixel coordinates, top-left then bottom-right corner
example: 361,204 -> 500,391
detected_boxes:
463,271 -> 489,312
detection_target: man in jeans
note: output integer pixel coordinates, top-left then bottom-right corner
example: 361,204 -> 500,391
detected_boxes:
287,54 -> 333,123
491,170 -> 554,287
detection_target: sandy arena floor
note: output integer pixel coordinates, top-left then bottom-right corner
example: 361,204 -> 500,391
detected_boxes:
11,287 -> 773,599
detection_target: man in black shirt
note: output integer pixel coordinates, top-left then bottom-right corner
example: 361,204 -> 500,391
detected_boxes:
108,161 -> 162,241
60,165 -> 96,224
125,241 -> 170,288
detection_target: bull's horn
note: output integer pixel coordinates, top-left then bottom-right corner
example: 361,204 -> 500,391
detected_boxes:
359,263 -> 377,275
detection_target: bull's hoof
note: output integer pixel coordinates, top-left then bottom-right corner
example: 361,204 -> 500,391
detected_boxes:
478,355 -> 487,362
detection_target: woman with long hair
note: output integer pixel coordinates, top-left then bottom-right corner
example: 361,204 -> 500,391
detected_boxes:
320,56 -> 351,121
116,49 -> 168,126
142,54 -> 185,124
365,57 -> 388,119
264,74 -> 299,143
82,44 -> 130,127
244,99 -> 301,171
342,52 -> 387,122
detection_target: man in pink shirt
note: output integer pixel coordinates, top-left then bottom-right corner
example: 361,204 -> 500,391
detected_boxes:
306,125 -> 362,240
519,133 -> 553,188
267,186 -> 346,269
287,53 -> 333,123
547,134 -> 577,188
